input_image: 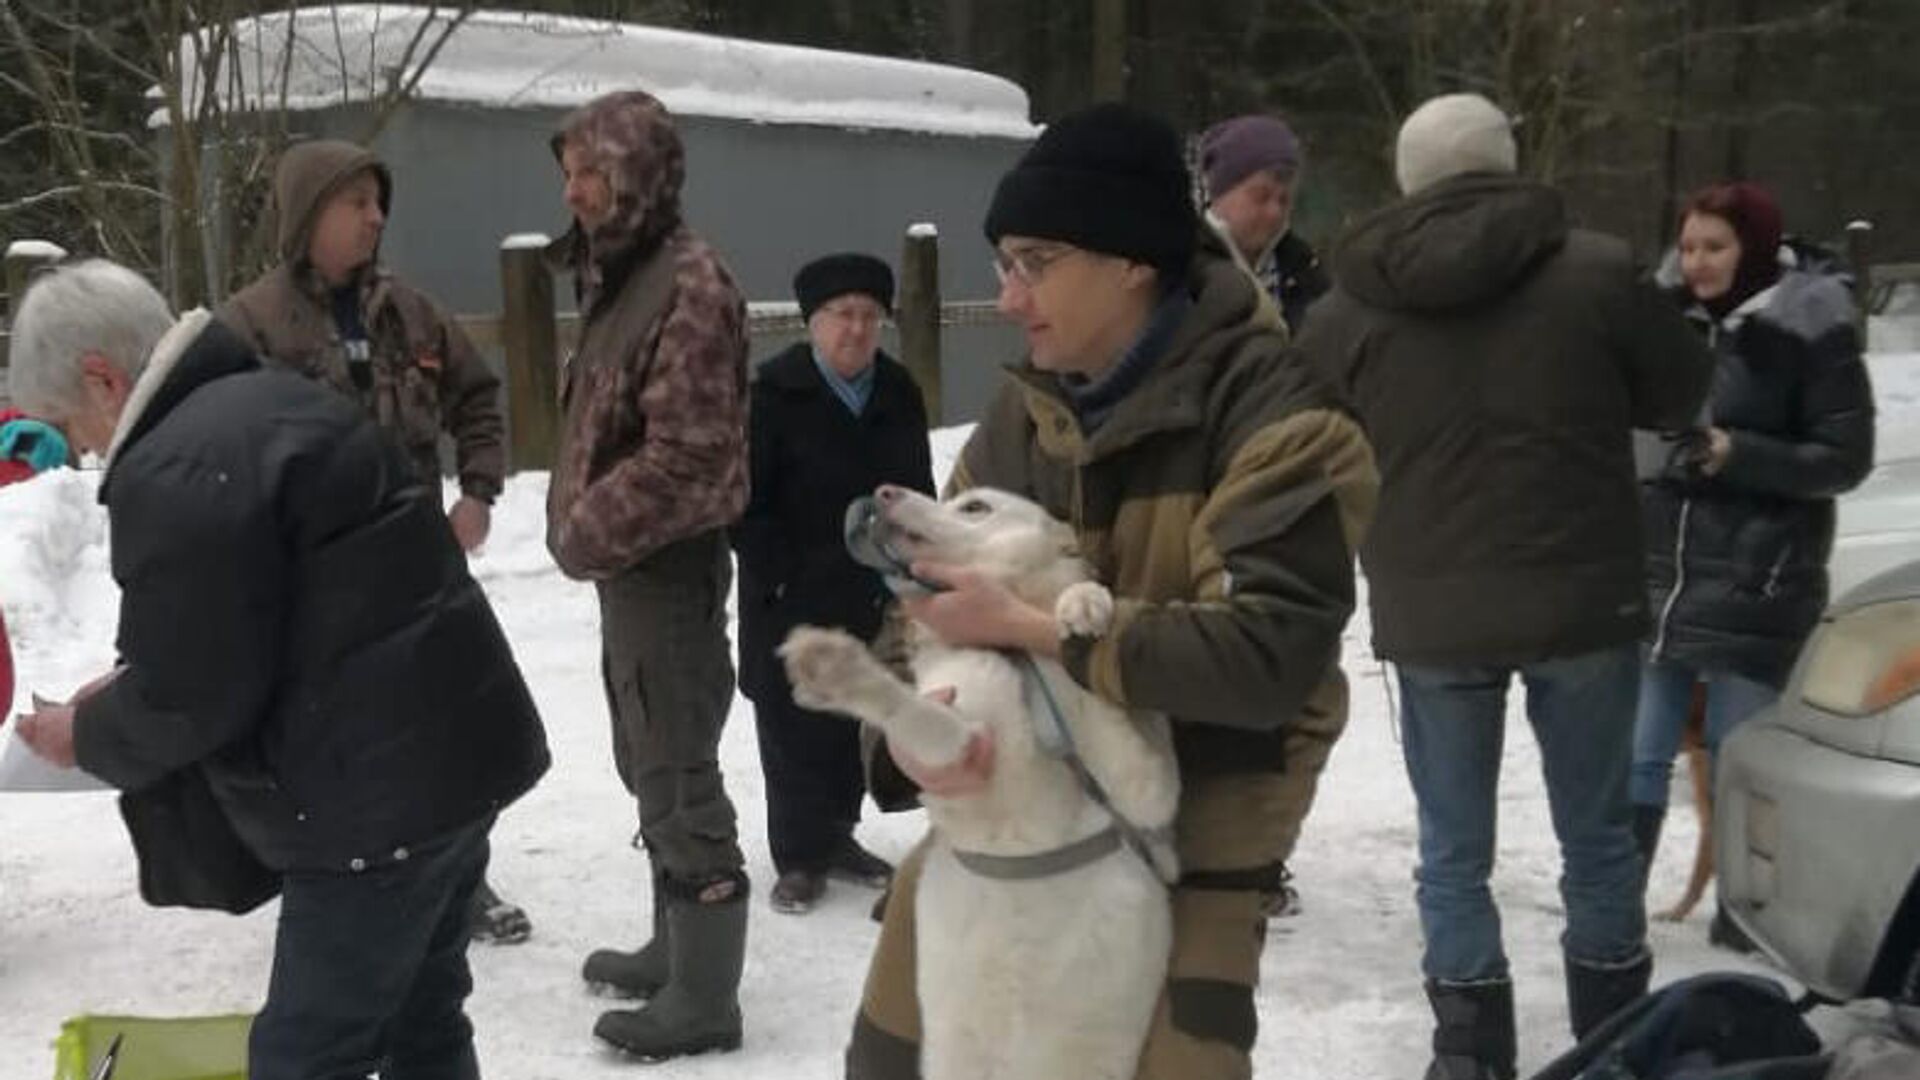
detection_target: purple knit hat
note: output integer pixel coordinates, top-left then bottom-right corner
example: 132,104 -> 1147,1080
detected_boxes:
1199,115 -> 1303,200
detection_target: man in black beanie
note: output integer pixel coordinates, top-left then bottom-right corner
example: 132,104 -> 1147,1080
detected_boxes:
840,102 -> 1378,1080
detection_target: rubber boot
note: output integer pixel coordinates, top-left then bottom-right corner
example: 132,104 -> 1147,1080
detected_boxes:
1423,979 -> 1516,1080
1631,805 -> 1665,891
594,881 -> 748,1060
582,878 -> 669,998
1566,948 -> 1652,1040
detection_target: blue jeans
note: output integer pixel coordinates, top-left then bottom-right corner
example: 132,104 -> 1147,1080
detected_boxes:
1398,645 -> 1648,983
1629,659 -> 1778,808
250,819 -> 491,1080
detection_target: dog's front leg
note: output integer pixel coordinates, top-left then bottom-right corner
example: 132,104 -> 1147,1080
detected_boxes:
781,626 -> 974,765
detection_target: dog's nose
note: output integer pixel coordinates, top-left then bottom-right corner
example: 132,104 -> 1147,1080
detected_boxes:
875,484 -> 903,504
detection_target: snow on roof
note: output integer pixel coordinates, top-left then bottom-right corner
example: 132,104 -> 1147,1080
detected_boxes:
157,4 -> 1038,139
5,240 -> 68,260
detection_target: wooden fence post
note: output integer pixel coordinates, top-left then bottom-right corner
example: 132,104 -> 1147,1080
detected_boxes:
899,224 -> 943,426
499,234 -> 560,471
1846,219 -> 1873,332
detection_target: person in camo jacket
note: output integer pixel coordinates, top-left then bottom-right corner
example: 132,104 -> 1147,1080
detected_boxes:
218,140 -> 534,947
545,89 -> 753,1061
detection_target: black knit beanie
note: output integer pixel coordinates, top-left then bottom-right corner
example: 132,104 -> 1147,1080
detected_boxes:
794,252 -> 895,319
984,103 -> 1198,276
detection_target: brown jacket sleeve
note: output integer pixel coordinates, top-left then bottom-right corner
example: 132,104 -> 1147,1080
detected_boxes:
425,299 -> 506,502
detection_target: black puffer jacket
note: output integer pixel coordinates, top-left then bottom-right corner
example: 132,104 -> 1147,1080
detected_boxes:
1642,269 -> 1874,686
75,316 -> 550,872
731,344 -> 934,701
1298,174 -> 1713,666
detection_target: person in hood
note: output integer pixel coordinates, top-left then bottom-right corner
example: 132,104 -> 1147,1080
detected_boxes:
1630,181 -> 1873,949
1199,113 -> 1330,336
545,90 -> 752,1060
1296,93 -> 1715,1079
10,259 -> 549,1080
843,101 -> 1377,1080
219,139 -> 531,947
732,252 -> 934,916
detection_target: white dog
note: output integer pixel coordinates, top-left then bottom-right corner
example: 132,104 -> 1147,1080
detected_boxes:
780,484 -> 1180,1080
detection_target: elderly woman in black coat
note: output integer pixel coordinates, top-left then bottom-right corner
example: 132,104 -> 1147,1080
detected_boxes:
1632,182 -> 1874,944
732,253 -> 936,914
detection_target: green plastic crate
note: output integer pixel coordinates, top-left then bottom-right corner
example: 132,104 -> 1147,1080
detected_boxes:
52,1014 -> 252,1080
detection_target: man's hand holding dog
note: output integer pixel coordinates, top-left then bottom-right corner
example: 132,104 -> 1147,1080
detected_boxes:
904,562 -> 1062,659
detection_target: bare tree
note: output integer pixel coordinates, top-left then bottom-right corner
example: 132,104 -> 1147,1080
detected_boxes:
1,0 -> 471,307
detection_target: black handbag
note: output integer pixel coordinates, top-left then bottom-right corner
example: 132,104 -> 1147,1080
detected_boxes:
117,765 -> 281,915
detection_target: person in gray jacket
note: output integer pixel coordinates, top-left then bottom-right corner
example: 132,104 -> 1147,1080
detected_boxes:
1297,93 -> 1715,1079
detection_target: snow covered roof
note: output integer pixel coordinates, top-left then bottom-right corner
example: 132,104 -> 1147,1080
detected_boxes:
156,4 -> 1038,139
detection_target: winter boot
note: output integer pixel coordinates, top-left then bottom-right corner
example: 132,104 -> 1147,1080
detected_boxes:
1423,979 -> 1516,1080
582,878 -> 669,998
1632,805 -> 1665,890
468,877 -> 532,944
594,874 -> 748,1060
1708,900 -> 1758,954
1566,948 -> 1652,1040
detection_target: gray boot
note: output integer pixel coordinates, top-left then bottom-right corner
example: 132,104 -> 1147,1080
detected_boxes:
582,879 -> 669,998
1423,979 -> 1516,1080
594,882 -> 747,1060
1566,949 -> 1652,1040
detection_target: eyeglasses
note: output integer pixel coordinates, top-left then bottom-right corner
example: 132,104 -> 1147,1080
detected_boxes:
992,245 -> 1082,289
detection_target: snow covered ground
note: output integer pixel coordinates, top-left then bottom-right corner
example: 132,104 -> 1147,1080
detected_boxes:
9,353 -> 1920,1078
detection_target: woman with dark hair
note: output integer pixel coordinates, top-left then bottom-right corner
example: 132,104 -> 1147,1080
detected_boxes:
1631,182 -> 1874,945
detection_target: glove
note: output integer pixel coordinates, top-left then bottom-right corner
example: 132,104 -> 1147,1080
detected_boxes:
0,418 -> 71,472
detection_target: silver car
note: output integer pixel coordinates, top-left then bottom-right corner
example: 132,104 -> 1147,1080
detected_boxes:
1716,546 -> 1920,1002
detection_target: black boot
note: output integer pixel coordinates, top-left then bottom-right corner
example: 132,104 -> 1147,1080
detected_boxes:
1565,949 -> 1652,1040
468,877 -> 533,944
594,875 -> 748,1060
1708,901 -> 1758,954
582,879 -> 669,998
1631,805 -> 1665,890
1423,979 -> 1516,1080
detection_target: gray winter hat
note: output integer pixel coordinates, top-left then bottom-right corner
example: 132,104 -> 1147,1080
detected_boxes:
1394,93 -> 1517,196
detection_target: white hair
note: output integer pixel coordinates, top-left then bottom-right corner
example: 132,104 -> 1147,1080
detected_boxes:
7,259 -> 173,418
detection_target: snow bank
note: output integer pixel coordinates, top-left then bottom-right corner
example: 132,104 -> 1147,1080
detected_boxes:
0,468 -> 118,714
156,5 -> 1038,139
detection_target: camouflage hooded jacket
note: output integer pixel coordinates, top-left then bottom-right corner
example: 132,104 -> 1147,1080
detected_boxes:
220,140 -> 505,501
544,91 -> 749,580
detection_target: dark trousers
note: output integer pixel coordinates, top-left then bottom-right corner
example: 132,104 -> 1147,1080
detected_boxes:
596,529 -> 745,889
249,818 -> 491,1080
753,693 -> 865,873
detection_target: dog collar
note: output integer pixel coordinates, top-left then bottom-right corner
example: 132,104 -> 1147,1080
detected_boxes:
951,827 -> 1124,880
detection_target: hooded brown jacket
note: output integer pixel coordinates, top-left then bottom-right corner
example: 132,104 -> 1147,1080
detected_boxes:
220,140 -> 505,501
543,91 -> 749,580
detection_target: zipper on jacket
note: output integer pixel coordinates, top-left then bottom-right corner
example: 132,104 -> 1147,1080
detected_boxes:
1651,499 -> 1692,661
1762,546 -> 1791,599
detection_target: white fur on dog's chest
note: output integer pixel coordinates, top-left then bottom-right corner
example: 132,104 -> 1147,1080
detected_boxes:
916,841 -> 1171,1080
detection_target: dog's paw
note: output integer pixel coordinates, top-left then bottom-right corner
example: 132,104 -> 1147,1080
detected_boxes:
1054,581 -> 1115,638
779,626 -> 878,713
